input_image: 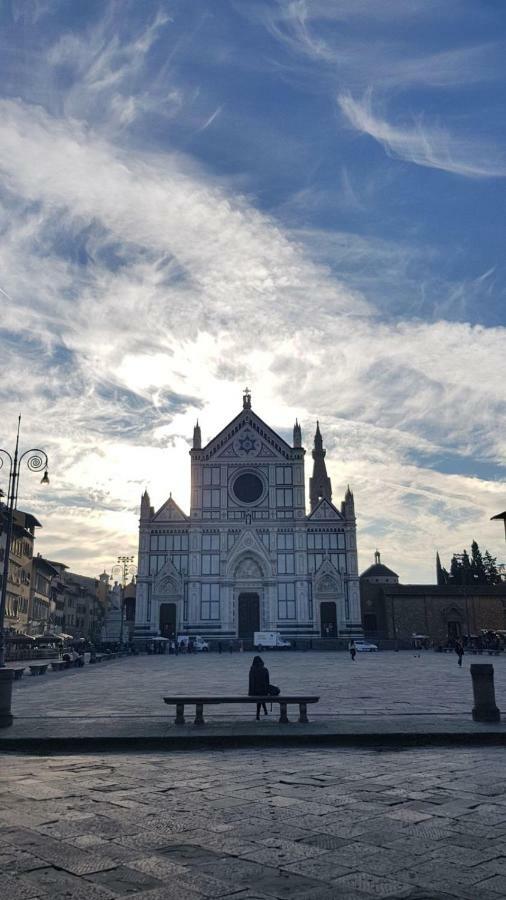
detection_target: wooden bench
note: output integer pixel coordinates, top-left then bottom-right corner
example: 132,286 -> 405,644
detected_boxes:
163,695 -> 320,726
51,661 -> 66,672
29,664 -> 48,676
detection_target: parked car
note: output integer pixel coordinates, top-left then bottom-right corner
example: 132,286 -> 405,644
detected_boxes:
177,635 -> 209,652
354,640 -> 378,652
254,631 -> 291,650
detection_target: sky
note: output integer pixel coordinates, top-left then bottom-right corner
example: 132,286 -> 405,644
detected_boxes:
0,0 -> 505,582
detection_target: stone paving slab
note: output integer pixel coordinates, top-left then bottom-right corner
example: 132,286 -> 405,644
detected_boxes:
9,651 -> 506,718
2,747 -> 506,899
0,714 -> 505,753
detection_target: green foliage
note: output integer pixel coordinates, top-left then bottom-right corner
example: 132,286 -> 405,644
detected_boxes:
447,540 -> 501,585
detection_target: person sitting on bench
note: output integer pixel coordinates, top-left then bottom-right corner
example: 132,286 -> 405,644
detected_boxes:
249,655 -> 269,720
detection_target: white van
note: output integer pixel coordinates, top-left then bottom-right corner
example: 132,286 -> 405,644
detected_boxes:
253,632 -> 291,650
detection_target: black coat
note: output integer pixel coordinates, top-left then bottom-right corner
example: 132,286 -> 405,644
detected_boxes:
249,664 -> 270,696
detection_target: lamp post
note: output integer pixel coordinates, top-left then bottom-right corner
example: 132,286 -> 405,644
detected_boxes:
111,555 -> 136,646
491,512 -> 506,543
0,417 -> 49,726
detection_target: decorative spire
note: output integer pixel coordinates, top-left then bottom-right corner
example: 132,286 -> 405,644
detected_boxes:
374,550 -> 381,565
293,418 -> 302,448
243,386 -> 251,410
344,484 -> 355,516
140,489 -> 152,520
193,420 -> 201,449
309,421 -> 332,511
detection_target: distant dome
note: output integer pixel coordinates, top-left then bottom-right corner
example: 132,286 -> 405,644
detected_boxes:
360,563 -> 399,579
360,550 -> 399,581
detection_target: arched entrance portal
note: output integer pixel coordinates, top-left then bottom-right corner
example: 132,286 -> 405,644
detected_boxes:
320,601 -> 337,638
159,603 -> 177,638
238,593 -> 260,642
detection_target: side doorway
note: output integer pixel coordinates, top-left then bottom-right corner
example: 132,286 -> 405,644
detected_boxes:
320,601 -> 337,638
159,602 -> 177,638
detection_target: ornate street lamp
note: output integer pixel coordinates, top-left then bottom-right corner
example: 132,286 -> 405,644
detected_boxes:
111,555 -> 136,646
0,416 -> 49,666
0,417 -> 49,726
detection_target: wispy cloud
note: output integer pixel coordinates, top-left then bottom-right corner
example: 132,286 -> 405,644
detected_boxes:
194,105 -> 223,134
250,1 -> 502,90
1,86 -> 504,574
0,1 -> 504,581
338,92 -> 506,178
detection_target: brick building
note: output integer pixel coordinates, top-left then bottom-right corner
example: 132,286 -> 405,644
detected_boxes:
361,552 -> 506,646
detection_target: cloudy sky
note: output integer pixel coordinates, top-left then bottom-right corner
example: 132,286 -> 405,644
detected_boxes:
0,0 -> 505,582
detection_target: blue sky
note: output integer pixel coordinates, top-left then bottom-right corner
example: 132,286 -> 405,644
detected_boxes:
0,0 -> 505,580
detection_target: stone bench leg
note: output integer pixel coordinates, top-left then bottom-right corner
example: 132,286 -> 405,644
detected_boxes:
299,702 -> 308,724
194,704 -> 205,726
175,703 -> 185,725
279,702 -> 289,724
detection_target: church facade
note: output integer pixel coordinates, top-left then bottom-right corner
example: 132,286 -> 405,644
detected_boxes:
134,391 -> 361,644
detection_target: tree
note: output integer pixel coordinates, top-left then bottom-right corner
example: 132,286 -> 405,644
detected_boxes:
436,552 -> 449,585
450,554 -> 463,584
471,540 -> 487,583
483,550 -> 500,584
446,541 -> 500,585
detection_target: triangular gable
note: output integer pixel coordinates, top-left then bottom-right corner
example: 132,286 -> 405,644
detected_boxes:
200,409 -> 295,462
154,558 -> 183,594
153,496 -> 188,522
213,436 -> 279,460
314,556 -> 344,593
307,498 -> 343,521
225,526 -> 273,577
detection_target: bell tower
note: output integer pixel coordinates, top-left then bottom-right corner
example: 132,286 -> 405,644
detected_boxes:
309,421 -> 332,511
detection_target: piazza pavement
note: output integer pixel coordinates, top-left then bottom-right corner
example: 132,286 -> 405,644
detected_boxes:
2,651 -> 506,899
8,649 -> 506,720
2,746 -> 506,899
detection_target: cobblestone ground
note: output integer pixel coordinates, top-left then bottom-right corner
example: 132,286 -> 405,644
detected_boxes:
1,746 -> 506,899
11,651 -> 506,719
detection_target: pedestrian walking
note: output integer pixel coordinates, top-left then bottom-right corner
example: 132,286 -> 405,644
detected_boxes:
455,640 -> 464,667
249,655 -> 270,720
349,640 -> 356,661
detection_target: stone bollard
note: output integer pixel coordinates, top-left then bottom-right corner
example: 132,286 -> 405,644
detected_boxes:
0,668 -> 14,728
471,664 -> 501,723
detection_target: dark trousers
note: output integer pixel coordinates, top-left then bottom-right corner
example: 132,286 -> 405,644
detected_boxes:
256,702 -> 268,717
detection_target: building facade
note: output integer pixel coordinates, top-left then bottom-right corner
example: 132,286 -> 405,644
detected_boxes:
135,391 -> 361,644
0,506 -> 40,633
360,552 -> 506,646
29,555 -> 58,635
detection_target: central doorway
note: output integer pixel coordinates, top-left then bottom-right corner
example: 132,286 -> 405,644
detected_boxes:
238,593 -> 260,642
320,601 -> 337,638
159,602 -> 177,638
